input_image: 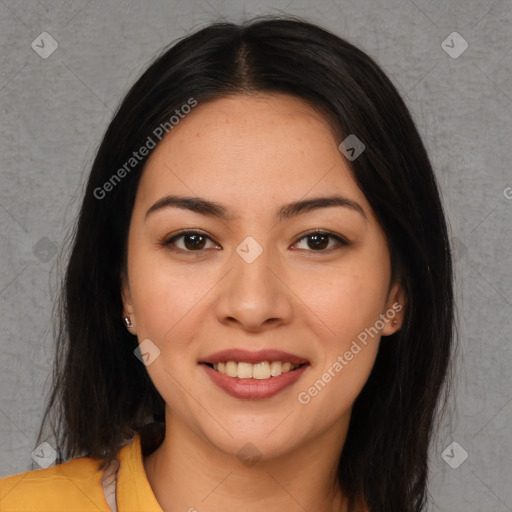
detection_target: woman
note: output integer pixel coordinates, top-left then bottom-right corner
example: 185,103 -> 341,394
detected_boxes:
0,16 -> 455,512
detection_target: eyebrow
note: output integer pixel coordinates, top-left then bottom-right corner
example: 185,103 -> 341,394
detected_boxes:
145,194 -> 367,221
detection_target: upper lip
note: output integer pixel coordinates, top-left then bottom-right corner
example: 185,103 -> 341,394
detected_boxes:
200,349 -> 309,365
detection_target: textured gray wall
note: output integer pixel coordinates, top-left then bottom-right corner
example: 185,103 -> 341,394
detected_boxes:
1,1 -> 511,510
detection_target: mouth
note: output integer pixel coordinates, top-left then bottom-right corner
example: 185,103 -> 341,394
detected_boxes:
203,360 -> 306,380
199,349 -> 310,400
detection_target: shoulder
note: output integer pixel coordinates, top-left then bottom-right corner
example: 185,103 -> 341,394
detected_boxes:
0,425 -> 165,512
0,455 -> 110,511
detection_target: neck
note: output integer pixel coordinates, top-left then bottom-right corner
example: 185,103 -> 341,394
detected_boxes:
143,411 -> 352,512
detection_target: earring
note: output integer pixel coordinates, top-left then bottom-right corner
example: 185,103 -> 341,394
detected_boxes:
123,317 -> 133,329
392,319 -> 399,327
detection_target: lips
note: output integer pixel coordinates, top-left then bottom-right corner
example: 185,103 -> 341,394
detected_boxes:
199,349 -> 309,400
199,348 -> 309,366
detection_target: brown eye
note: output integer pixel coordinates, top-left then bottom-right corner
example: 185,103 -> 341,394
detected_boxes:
163,231 -> 220,252
306,233 -> 329,250
293,231 -> 349,252
182,233 -> 206,250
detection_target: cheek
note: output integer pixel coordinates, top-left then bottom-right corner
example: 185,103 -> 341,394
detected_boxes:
297,271 -> 386,422
127,244 -> 217,344
301,257 -> 390,343
296,251 -> 390,412
298,345 -> 377,430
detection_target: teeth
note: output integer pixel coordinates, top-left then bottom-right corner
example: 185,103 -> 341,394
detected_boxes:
237,362 -> 253,379
211,361 -> 301,379
225,361 -> 238,378
270,361 -> 282,377
253,361 -> 270,380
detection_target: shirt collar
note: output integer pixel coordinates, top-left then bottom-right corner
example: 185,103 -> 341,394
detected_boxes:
116,431 -> 163,511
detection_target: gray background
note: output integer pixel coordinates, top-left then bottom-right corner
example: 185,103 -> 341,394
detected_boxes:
0,0 -> 511,510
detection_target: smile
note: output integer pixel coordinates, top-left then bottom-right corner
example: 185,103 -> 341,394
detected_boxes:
206,361 -> 303,380
200,348 -> 309,399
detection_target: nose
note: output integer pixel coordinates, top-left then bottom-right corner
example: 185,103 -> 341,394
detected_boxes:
213,243 -> 294,333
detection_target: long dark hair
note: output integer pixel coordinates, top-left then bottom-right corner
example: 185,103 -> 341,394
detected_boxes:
38,16 -> 455,512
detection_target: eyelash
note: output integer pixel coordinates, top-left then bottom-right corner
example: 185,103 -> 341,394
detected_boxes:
159,229 -> 350,254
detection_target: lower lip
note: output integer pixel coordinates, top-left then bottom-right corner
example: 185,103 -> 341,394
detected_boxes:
201,363 -> 309,400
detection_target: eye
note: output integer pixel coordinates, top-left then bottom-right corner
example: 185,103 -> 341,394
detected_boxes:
160,229 -> 349,253
292,230 -> 349,252
161,230 -> 220,252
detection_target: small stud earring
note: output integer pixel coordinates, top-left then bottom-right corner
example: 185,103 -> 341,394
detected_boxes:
123,317 -> 133,329
392,319 -> 399,327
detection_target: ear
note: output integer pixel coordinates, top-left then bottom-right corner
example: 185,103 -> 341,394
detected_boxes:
380,281 -> 406,337
121,271 -> 137,334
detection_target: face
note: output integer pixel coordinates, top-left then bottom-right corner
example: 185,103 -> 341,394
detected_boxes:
121,93 -> 404,460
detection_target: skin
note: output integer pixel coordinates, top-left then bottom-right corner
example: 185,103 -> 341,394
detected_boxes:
121,93 -> 405,512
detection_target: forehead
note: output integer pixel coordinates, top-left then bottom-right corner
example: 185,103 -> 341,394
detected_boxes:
135,94 -> 371,216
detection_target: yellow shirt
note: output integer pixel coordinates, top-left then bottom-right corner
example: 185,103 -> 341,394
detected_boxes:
0,433 -> 162,511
